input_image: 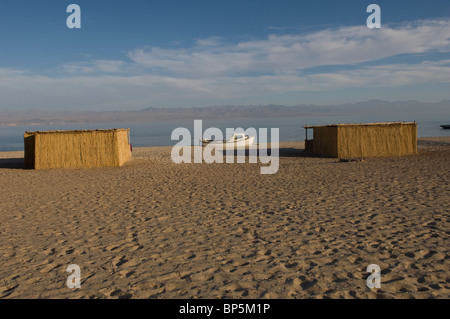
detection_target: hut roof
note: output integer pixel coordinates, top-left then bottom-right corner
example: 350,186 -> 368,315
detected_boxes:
25,128 -> 129,135
303,122 -> 416,129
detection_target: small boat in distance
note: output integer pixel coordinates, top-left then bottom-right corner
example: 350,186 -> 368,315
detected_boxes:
440,125 -> 450,129
201,132 -> 255,148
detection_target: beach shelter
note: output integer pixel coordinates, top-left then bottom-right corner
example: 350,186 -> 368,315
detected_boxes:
24,128 -> 132,169
303,122 -> 417,158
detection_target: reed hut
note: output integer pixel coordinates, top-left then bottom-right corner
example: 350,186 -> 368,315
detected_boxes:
304,122 -> 417,158
24,129 -> 132,169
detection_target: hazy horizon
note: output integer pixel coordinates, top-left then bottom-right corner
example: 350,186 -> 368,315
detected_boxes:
0,99 -> 449,127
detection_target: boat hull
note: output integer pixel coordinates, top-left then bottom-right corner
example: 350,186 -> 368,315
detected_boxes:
201,136 -> 255,148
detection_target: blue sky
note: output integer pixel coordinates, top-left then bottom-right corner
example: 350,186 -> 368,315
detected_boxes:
0,0 -> 449,111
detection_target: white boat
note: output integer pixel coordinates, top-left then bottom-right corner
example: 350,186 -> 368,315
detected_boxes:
201,133 -> 255,148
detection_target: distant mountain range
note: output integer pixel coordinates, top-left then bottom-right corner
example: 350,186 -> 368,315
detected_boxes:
0,99 -> 449,127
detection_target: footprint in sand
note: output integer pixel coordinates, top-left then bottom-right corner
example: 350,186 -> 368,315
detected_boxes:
112,255 -> 128,268
0,284 -> 19,298
39,262 -> 61,274
44,248 -> 55,256
101,288 -> 133,299
119,270 -> 135,278
105,244 -> 122,252
126,231 -> 139,243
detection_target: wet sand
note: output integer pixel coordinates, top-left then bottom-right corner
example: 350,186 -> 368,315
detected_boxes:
0,138 -> 448,299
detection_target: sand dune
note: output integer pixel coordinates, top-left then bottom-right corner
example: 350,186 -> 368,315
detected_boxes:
0,138 -> 448,299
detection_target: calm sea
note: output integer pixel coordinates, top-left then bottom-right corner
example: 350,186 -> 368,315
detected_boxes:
1,113 -> 449,152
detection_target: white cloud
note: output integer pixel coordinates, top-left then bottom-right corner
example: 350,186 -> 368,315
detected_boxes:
62,60 -> 125,74
127,19 -> 450,76
1,19 -> 450,110
1,59 -> 449,110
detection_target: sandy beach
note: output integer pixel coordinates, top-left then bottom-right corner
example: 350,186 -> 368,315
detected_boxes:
0,137 -> 448,299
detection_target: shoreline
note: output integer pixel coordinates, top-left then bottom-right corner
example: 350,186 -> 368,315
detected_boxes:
1,136 -> 449,159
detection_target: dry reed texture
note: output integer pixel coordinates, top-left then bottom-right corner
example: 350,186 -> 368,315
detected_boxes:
24,129 -> 131,169
309,126 -> 338,157
307,122 -> 417,158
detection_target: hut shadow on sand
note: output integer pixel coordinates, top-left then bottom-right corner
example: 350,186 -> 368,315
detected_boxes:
0,158 -> 25,169
219,147 -> 321,158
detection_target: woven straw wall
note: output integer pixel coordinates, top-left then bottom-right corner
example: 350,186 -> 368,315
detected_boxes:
24,129 -> 131,169
309,122 -> 417,158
